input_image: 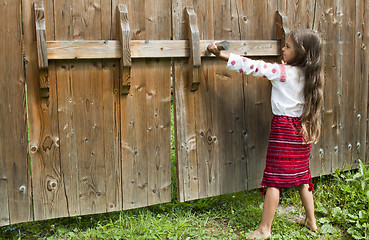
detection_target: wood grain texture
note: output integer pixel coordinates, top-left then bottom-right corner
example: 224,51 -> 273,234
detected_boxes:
0,0 -> 32,225
339,0 -> 355,169
174,0 -> 256,201
1,0 -> 367,226
118,0 -> 172,210
46,40 -> 280,60
185,7 -> 201,90
34,1 -> 49,98
24,0 -> 69,222
117,4 -> 131,94
34,1 -> 48,70
352,0 -> 368,164
363,1 -> 369,164
54,0 -> 122,217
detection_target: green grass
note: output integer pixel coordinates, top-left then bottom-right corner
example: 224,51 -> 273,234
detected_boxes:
1,104 -> 368,239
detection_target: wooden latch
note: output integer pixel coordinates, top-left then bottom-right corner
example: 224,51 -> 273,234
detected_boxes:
34,1 -> 49,98
117,4 -> 131,95
185,7 -> 201,91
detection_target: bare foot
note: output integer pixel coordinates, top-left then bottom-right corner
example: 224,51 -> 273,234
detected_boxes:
298,218 -> 318,231
246,228 -> 270,239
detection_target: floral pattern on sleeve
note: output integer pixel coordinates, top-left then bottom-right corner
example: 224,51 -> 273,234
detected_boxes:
226,53 -> 286,82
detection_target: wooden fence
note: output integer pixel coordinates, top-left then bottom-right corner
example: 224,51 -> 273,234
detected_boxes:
0,0 -> 368,226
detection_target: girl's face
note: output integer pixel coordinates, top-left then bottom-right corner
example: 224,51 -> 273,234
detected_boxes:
282,35 -> 297,64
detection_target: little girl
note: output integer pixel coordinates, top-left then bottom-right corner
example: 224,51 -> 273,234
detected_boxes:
208,29 -> 323,239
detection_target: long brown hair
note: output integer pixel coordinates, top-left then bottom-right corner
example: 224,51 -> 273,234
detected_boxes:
288,29 -> 324,144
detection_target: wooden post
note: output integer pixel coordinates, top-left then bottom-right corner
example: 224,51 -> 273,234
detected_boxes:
185,7 -> 201,91
117,4 -> 131,95
34,1 -> 49,98
275,11 -> 289,62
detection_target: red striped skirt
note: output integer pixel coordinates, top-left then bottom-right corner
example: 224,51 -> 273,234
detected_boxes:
261,115 -> 313,191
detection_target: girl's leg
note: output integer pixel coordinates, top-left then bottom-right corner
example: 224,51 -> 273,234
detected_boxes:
297,184 -> 317,231
247,187 -> 280,239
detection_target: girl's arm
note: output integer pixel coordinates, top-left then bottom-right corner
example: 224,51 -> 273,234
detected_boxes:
207,41 -> 283,82
226,54 -> 283,82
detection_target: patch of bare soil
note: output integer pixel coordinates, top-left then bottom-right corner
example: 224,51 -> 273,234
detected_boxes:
276,205 -> 303,223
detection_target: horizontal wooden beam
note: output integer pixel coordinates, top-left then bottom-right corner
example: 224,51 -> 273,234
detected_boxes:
46,40 -> 280,60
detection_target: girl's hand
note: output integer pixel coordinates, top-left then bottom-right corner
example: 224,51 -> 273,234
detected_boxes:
207,42 -> 221,56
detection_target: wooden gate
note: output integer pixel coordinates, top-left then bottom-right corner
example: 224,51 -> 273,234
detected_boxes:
174,0 -> 369,201
23,0 -> 172,222
0,0 -> 368,226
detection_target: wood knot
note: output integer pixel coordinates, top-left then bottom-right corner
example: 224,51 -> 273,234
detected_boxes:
42,136 -> 54,152
31,146 -> 38,153
47,179 -> 57,191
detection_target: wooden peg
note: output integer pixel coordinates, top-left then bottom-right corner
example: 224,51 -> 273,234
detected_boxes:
34,1 -> 49,98
117,4 -> 131,95
275,11 -> 289,62
185,7 -> 201,91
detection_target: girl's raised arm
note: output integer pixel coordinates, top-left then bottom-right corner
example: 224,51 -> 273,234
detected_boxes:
226,54 -> 284,82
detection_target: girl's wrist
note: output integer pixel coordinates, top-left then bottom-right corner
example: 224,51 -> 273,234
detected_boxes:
217,52 -> 229,61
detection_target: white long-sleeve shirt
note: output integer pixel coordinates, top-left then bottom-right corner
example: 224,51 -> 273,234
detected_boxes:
226,53 -> 305,117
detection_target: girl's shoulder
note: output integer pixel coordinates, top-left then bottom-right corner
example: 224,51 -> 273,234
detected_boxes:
283,65 -> 304,81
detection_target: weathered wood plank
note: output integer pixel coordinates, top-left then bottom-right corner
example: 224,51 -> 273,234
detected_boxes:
76,60 -> 106,216
0,0 -> 32,225
73,0 -> 105,216
55,0 -> 116,217
339,0 -> 355,169
173,59 -> 199,202
46,40 -> 280,60
119,0 -> 172,209
353,0 -> 368,164
101,2 -> 122,213
360,0 -> 369,163
174,0 -> 217,201
52,0 -> 80,217
212,0 -> 247,196
27,0 -> 69,221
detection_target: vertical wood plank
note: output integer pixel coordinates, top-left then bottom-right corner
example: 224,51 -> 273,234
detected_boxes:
0,0 -> 32,225
212,0 -> 248,195
24,0 -> 70,221
100,1 -> 122,212
173,0 -> 201,202
353,0 -> 368,164
102,60 -> 122,212
119,0 -> 172,209
55,0 -> 121,216
361,1 -> 369,163
339,0 -> 355,169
